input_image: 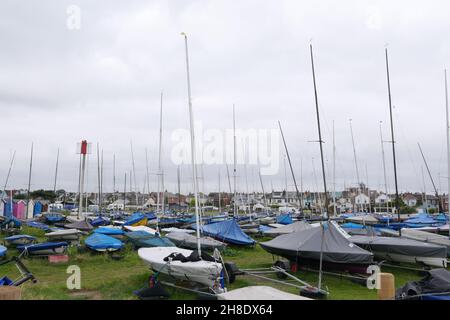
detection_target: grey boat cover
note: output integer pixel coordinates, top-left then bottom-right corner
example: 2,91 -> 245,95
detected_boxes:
396,268 -> 450,299
263,221 -> 312,237
64,219 -> 94,232
350,235 -> 447,258
166,232 -> 226,251
401,228 -> 450,254
260,222 -> 373,265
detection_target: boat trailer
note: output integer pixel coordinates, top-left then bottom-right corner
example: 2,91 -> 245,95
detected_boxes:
0,256 -> 37,286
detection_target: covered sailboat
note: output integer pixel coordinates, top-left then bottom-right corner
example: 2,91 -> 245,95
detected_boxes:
401,228 -> 450,256
17,242 -> 68,256
45,229 -> 81,241
125,231 -> 175,248
166,232 -> 226,251
350,235 -> 447,267
64,219 -> 94,232
85,233 -> 124,252
197,219 -> 256,246
260,222 -> 374,270
4,234 -> 36,246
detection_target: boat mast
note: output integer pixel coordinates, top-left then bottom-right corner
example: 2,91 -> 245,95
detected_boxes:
156,91 -> 164,221
444,69 -> 450,228
309,44 -> 328,291
26,143 -> 33,218
53,148 -> 59,194
123,172 -> 127,212
97,143 -> 101,214
421,166 -> 428,214
145,149 -> 150,206
113,154 -> 116,202
258,164 -> 269,215
130,141 -> 138,206
233,104 -> 238,218
101,149 -> 104,213
181,32 -> 202,255
349,119 -> 362,212
278,120 -> 303,212
177,166 -> 182,212
379,121 -> 389,213
218,168 -> 221,213
3,150 -> 16,197
385,48 -> 401,234
332,121 -> 336,217
418,143 -> 441,212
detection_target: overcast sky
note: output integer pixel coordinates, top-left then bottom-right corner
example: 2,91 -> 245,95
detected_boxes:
1,0 -> 450,195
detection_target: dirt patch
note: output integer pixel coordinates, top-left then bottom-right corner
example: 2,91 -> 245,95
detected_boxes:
68,289 -> 103,300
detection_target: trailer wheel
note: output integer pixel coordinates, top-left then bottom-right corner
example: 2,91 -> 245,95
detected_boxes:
274,260 -> 289,279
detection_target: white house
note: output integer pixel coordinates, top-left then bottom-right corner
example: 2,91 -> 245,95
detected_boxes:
107,199 -> 129,210
403,194 -> 418,207
375,194 -> 390,204
355,194 -> 370,205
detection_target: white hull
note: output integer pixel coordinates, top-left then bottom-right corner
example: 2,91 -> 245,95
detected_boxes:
138,247 -> 223,288
373,251 -> 447,268
123,225 -> 157,235
45,229 -> 81,241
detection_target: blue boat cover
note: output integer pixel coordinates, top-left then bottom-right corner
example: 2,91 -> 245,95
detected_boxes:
0,245 -> 7,257
90,217 -> 110,227
124,213 -> 147,226
85,233 -> 123,251
17,242 -> 68,253
144,212 -> 157,220
0,276 -> 13,286
199,219 -> 256,246
404,213 -> 438,225
27,221 -> 51,231
341,222 -> 366,229
435,213 -> 449,223
45,213 -> 65,223
4,234 -> 36,242
259,225 -> 272,233
124,231 -> 174,247
94,227 -> 125,236
276,214 -> 293,225
1,217 -> 22,229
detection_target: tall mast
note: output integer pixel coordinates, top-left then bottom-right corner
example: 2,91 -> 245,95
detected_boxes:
53,148 -> 60,194
233,104 -> 238,218
258,161 -> 269,215
365,164 -> 371,213
283,154 -> 288,206
145,148 -> 150,204
349,119 -> 362,212
113,154 -> 116,202
421,166 -> 428,214
157,91 -> 164,217
177,166 -> 181,211
130,141 -> 138,206
225,163 -> 232,194
3,150 -> 16,195
101,149 -> 104,213
218,168 -> 221,213
327,121 -> 335,216
182,32 -> 202,255
444,69 -> 450,226
97,143 -> 101,213
26,143 -> 34,217
278,120 -> 303,211
123,172 -> 127,212
309,43 -> 328,291
385,48 -> 401,233
379,121 -> 389,210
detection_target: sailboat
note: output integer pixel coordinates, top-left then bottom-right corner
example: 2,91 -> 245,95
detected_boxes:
138,33 -> 225,291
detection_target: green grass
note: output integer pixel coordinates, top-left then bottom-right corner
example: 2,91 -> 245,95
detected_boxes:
0,227 -> 431,300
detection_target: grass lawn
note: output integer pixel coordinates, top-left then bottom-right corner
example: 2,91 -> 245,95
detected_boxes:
0,226 -> 428,300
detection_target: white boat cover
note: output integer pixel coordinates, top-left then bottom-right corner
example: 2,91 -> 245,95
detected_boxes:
268,223 -> 285,229
45,229 -> 81,237
123,225 -> 157,235
217,286 -> 311,300
415,224 -> 449,233
138,247 -> 223,288
161,227 -> 195,234
263,221 -> 312,237
345,215 -> 378,224
166,232 -> 226,251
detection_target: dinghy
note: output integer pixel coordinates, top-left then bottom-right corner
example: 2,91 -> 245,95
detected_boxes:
401,228 -> 450,257
45,229 -> 81,241
123,225 -> 157,235
64,219 -> 94,232
17,242 -> 68,256
26,221 -> 50,231
260,222 -> 374,271
345,215 -> 378,225
396,268 -> 450,300
197,219 -> 256,246
349,235 -> 447,267
85,233 -> 124,252
89,216 -> 110,227
404,213 -> 440,228
4,234 -> 37,246
138,247 -> 224,289
45,213 -> 65,223
217,286 -> 311,300
415,224 -> 449,234
166,232 -> 226,251
125,231 -> 175,248
276,214 -> 293,225
0,245 -> 6,258
263,221 -> 312,237
94,227 -> 125,239
124,213 -> 147,227
161,227 -> 195,234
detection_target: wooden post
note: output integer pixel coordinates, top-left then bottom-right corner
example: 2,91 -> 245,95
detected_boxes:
378,273 -> 395,300
0,286 -> 21,300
